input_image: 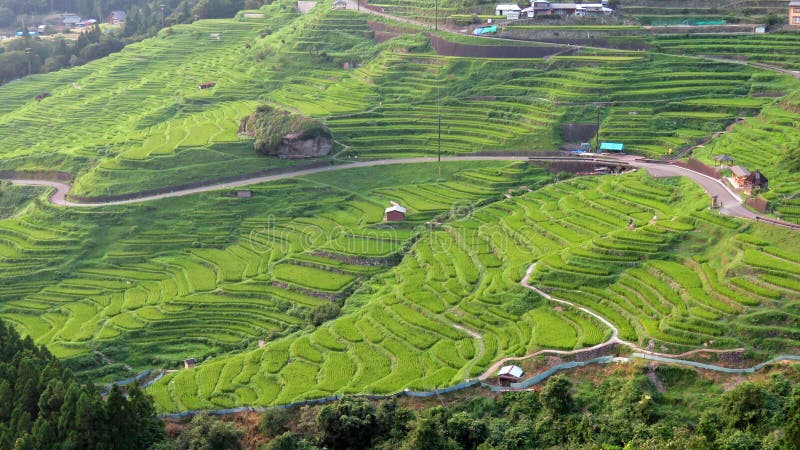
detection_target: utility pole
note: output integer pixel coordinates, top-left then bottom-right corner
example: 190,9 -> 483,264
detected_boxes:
160,4 -> 166,28
437,85 -> 442,178
595,106 -> 600,153
435,0 -> 438,31
24,48 -> 32,76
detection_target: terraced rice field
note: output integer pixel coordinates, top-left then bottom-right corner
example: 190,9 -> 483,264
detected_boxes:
2,3 -> 797,199
1,0 -> 800,413
650,34 -> 800,70
0,161 -> 542,379
620,0 -> 788,24
134,168 -> 800,412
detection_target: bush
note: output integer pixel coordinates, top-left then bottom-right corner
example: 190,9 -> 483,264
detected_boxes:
261,409 -> 290,437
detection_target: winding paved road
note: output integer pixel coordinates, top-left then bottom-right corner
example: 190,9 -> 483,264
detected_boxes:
4,156 -> 770,226
7,156 -> 529,207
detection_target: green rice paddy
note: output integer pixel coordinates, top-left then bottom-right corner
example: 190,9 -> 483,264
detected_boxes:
0,0 -> 799,413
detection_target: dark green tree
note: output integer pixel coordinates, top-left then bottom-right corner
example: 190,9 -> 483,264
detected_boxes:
317,398 -> 377,450
540,374 -> 573,417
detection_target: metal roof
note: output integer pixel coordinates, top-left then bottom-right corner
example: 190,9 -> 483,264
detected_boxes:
731,166 -> 750,177
385,202 -> 407,214
498,365 -> 524,378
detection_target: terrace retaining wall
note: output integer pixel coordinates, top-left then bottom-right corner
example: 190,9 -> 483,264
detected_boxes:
154,353 -> 800,419
428,34 -> 570,59
0,170 -> 72,181
66,161 -> 330,203
745,196 -> 768,213
670,158 -> 720,179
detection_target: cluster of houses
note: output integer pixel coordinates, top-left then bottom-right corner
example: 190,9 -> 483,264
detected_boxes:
496,0 -> 613,20
62,11 -> 126,28
1,10 -> 127,39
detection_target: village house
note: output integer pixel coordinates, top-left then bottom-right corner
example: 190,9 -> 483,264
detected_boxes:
332,0 -> 347,10
183,358 -> 197,369
107,10 -> 126,25
384,202 -> 407,221
62,15 -> 82,27
498,365 -> 524,382
495,4 -> 522,19
791,1 -> 800,26
743,170 -> 768,195
519,0 -> 613,17
730,165 -> 751,187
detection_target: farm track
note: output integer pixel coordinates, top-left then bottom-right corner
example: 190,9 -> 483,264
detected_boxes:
7,156 -> 798,229
478,262 -> 752,382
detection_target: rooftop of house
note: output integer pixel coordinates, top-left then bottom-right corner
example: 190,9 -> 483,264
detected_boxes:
498,365 -> 524,378
385,201 -> 407,214
496,4 -> 522,10
731,166 -> 750,177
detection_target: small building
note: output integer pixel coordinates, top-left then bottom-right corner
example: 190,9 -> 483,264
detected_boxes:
63,15 -> 82,26
790,1 -> 800,26
714,154 -> 734,166
198,81 -> 216,89
236,190 -> 253,198
183,358 -> 197,369
107,10 -> 126,25
498,365 -> 524,382
743,170 -> 768,194
495,4 -> 522,18
384,202 -> 407,221
599,142 -> 624,153
730,165 -> 751,187
332,0 -> 348,10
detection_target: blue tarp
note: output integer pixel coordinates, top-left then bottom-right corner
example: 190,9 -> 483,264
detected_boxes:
600,142 -> 624,152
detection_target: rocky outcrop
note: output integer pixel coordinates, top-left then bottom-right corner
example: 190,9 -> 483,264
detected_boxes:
240,104 -> 333,158
276,133 -> 333,159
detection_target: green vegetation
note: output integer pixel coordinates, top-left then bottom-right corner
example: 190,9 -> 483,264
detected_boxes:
131,168 -> 798,412
0,182 -> 43,218
0,319 -> 165,449
255,370 -> 800,449
240,104 -> 332,156
1,1 -> 796,199
650,34 -> 800,70
0,0 -> 799,421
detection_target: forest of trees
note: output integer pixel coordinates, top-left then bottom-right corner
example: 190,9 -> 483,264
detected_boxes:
256,370 -> 800,450
0,24 -> 123,83
0,319 -> 165,450
0,0 -> 270,84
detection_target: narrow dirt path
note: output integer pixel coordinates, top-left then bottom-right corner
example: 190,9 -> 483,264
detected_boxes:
478,261 -> 750,381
